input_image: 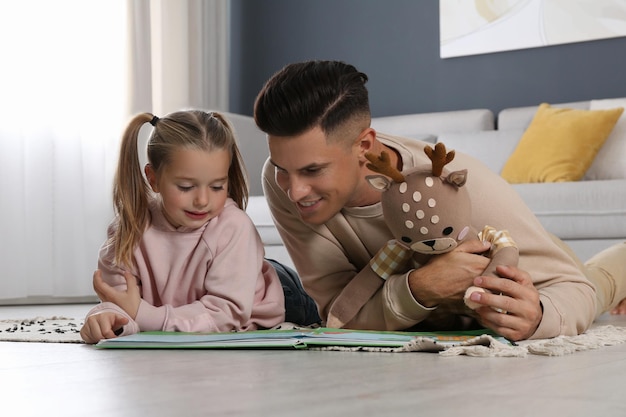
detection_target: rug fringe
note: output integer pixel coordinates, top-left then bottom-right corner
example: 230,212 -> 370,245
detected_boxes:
315,326 -> 626,358
521,325 -> 626,356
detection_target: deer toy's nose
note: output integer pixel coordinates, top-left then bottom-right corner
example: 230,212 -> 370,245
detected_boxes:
423,240 -> 436,248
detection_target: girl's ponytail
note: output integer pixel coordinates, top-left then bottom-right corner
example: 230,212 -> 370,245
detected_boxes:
110,113 -> 154,268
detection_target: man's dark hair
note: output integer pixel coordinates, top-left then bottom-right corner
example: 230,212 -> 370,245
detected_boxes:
254,60 -> 370,137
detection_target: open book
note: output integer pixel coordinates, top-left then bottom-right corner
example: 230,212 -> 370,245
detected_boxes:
95,327 -> 512,352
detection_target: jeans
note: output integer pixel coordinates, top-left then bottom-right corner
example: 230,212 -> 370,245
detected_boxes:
266,259 -> 321,326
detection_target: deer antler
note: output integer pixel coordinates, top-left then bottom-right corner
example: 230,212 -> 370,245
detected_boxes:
424,143 -> 455,177
365,151 -> 405,183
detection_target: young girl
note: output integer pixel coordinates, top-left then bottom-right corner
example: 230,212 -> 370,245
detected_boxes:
80,110 -> 297,344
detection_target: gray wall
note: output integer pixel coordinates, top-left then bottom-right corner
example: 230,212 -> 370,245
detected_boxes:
229,0 -> 626,119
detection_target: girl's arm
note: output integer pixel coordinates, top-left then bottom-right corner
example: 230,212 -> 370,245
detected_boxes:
81,222 -> 142,341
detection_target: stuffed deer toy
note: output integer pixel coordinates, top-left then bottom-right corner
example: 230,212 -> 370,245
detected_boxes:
364,142 -> 519,311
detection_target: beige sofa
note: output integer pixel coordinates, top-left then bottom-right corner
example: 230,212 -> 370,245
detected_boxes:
437,98 -> 626,262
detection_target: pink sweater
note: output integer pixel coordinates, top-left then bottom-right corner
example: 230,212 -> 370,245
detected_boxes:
85,198 -> 285,335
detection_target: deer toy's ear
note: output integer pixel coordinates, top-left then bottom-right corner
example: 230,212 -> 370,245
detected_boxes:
366,175 -> 392,191
446,169 -> 468,188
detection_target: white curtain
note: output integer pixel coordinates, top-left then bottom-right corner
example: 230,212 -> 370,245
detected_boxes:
129,0 -> 230,115
0,0 -> 230,303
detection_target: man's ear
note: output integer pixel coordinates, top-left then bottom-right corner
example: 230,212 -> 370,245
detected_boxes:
145,164 -> 159,192
355,127 -> 377,159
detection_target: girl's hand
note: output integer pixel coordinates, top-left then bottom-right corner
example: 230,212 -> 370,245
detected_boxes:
468,264 -> 543,341
80,311 -> 129,344
93,270 -> 141,320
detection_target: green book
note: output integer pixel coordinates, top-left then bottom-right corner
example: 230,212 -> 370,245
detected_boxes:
95,327 -> 511,351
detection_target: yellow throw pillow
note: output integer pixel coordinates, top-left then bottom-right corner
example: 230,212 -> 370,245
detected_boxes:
501,103 -> 624,183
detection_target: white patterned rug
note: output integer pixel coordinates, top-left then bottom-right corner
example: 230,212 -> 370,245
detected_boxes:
0,316 -> 84,343
2,317 -> 626,356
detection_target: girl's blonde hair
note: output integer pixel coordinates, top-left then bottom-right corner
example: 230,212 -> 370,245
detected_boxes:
111,110 -> 249,268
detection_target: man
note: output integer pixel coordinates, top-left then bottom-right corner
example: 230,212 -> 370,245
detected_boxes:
253,60 -> 626,341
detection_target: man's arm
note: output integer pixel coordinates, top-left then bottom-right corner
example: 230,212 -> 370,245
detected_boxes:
449,152 -> 596,339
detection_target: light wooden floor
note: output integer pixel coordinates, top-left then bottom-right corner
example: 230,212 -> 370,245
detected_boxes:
2,304 -> 626,417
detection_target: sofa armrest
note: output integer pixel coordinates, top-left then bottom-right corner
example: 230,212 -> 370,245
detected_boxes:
223,112 -> 268,197
246,196 -> 284,246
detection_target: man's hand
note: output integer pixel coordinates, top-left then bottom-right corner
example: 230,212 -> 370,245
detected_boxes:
80,311 -> 129,344
408,240 -> 491,307
93,270 -> 141,320
467,264 -> 542,341
611,298 -> 626,315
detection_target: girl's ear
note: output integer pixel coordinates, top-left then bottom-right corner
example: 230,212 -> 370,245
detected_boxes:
144,164 -> 159,192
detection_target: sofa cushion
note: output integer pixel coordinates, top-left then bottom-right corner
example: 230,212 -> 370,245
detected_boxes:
371,108 -> 495,140
437,129 -> 524,174
496,101 -> 590,130
512,179 -> 626,240
500,103 -> 623,183
586,98 -> 626,180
